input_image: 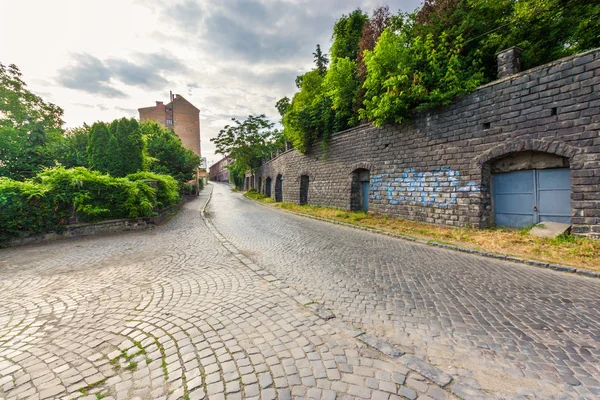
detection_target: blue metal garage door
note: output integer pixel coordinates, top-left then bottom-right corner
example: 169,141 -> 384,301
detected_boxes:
493,168 -> 571,227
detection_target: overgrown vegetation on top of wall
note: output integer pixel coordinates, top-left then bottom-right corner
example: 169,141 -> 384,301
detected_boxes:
0,166 -> 180,242
277,1 -> 600,152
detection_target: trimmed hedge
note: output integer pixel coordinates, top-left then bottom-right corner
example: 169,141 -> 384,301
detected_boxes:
0,166 -> 180,241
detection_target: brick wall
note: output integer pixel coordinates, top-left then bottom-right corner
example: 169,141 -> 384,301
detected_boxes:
139,101 -> 166,126
172,96 -> 201,156
209,156 -> 231,182
139,95 -> 201,157
255,49 -> 600,237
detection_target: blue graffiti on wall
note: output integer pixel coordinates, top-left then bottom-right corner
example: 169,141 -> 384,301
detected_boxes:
371,168 -> 479,207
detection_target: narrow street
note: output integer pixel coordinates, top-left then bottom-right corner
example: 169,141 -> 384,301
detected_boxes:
0,186 -> 452,400
0,183 -> 598,399
207,183 -> 600,399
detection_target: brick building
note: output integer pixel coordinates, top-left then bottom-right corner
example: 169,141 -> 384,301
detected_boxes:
254,48 -> 600,237
138,94 -> 201,157
209,156 -> 231,183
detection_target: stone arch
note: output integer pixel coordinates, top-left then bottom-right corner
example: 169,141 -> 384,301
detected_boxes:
299,175 -> 310,205
473,139 -> 578,228
275,174 -> 283,202
350,168 -> 371,212
265,177 -> 272,198
471,139 -> 580,170
348,162 -> 374,175
298,171 -> 316,180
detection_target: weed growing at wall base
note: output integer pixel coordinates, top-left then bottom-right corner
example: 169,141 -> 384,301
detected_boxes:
243,189 -> 276,203
264,202 -> 600,272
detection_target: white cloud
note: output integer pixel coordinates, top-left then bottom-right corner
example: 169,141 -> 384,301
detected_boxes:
0,0 -> 423,167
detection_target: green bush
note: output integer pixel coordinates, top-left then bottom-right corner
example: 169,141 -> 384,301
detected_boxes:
126,171 -> 180,209
0,178 -> 60,241
0,166 -> 186,242
37,167 -> 155,221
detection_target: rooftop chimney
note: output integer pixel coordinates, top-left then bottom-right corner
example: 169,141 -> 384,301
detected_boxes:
497,47 -> 522,79
156,101 -> 164,107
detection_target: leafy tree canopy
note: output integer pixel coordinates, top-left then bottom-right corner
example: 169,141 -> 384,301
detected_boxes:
330,9 -> 369,61
49,125 -> 90,169
276,1 -> 600,149
142,121 -> 200,183
211,115 -> 281,186
282,70 -> 333,153
0,63 -> 65,180
313,44 -> 329,75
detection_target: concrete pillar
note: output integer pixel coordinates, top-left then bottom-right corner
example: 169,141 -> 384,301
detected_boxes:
497,47 -> 522,79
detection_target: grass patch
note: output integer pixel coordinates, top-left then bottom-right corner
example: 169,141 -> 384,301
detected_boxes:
161,357 -> 169,380
126,361 -> 138,371
243,189 -> 276,203
269,202 -> 600,272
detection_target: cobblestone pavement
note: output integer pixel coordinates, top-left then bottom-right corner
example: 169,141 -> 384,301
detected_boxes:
207,183 -> 600,399
0,186 -> 457,400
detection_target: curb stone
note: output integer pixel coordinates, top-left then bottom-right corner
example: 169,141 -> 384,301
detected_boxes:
244,196 -> 600,280
207,185 -> 487,399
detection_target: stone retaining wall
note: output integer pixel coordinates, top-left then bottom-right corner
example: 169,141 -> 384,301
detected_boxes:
255,49 -> 600,237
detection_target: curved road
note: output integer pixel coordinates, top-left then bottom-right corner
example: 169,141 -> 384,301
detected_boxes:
208,183 -> 600,399
0,187 -> 453,400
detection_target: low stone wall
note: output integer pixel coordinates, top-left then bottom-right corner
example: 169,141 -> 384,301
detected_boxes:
5,198 -> 189,247
255,48 -> 600,237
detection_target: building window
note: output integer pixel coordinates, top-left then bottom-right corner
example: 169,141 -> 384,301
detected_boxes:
166,119 -> 173,126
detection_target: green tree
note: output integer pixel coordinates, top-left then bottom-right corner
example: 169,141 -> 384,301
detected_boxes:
360,11 -> 484,126
211,115 -> 280,187
0,63 -> 64,180
282,70 -> 334,153
330,9 -> 369,60
87,122 -> 114,174
320,8 -> 369,131
357,6 -> 392,80
106,134 -> 123,176
324,57 -> 359,128
313,44 -> 329,75
108,119 -> 119,135
275,97 -> 291,118
142,121 -> 200,183
49,125 -> 90,168
114,117 -> 144,176
415,0 -> 600,81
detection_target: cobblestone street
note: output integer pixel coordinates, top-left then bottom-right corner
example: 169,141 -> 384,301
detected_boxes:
0,186 -> 457,400
207,183 -> 600,399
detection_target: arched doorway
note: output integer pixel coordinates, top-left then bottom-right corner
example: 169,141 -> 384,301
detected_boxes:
487,151 -> 571,227
299,175 -> 309,205
265,177 -> 272,197
275,175 -> 283,202
350,168 -> 370,211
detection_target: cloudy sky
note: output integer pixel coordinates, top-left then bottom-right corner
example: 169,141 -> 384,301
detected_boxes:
1,0 -> 422,166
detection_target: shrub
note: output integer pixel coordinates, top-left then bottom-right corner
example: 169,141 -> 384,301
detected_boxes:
126,171 -> 180,209
0,166 -> 186,241
0,178 -> 59,241
36,167 -> 156,221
